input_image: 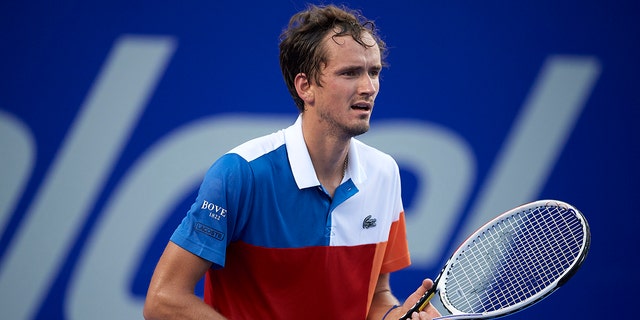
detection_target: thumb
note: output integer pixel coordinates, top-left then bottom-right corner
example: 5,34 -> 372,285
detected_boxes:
396,278 -> 435,316
403,278 -> 434,308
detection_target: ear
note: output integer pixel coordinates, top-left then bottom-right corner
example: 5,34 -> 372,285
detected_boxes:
294,73 -> 314,105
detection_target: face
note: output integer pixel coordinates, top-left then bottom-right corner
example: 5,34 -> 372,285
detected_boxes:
304,31 -> 382,138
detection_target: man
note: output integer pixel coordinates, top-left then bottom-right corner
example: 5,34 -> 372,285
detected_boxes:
144,4 -> 440,320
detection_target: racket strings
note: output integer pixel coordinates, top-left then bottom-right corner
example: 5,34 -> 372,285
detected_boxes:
443,205 -> 586,314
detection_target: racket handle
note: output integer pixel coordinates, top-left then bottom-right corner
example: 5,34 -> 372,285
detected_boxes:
398,287 -> 436,320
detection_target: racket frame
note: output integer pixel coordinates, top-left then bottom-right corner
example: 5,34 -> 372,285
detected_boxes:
399,199 -> 590,320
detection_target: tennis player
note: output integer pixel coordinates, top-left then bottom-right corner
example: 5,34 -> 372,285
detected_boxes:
144,4 -> 440,320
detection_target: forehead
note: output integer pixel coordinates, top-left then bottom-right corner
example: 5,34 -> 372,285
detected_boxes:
321,31 -> 381,67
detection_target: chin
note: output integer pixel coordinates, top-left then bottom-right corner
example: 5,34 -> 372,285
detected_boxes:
347,123 -> 370,137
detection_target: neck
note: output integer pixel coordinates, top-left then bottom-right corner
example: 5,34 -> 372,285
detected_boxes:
301,116 -> 350,197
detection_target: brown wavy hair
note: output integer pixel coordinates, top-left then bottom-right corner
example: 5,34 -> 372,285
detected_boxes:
279,4 -> 388,112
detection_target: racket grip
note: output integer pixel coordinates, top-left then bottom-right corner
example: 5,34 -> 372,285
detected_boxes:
398,287 -> 436,320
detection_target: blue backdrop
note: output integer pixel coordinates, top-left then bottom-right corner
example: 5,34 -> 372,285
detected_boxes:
1,1 -> 638,319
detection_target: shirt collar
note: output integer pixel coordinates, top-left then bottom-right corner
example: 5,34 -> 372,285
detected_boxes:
284,114 -> 366,190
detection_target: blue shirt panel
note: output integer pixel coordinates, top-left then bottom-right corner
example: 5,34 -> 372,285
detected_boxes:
170,152 -> 252,268
171,143 -> 356,268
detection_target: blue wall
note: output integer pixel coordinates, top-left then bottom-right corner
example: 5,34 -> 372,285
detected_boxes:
1,1 -> 638,319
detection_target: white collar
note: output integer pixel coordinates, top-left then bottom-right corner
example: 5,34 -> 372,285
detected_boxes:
284,115 -> 366,189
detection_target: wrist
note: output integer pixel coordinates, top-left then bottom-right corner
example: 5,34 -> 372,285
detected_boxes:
382,305 -> 399,320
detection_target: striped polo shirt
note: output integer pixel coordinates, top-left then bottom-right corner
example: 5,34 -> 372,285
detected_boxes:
170,115 -> 410,319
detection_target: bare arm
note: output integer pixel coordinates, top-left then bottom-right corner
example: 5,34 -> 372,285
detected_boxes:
367,273 -> 441,320
367,273 -> 401,319
143,241 -> 226,320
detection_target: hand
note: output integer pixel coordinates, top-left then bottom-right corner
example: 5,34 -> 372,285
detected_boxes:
389,279 -> 441,320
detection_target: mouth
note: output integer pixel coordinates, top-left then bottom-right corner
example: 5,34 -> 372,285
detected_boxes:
351,102 -> 372,111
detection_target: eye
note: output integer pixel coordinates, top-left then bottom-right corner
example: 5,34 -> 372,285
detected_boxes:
341,69 -> 359,77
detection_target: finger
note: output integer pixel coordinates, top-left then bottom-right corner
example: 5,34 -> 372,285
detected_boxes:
400,278 -> 439,318
421,278 -> 434,290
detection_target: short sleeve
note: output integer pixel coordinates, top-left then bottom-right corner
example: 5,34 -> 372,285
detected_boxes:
170,153 -> 253,268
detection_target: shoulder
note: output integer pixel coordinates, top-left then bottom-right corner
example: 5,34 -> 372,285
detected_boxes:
352,138 -> 398,170
204,129 -> 286,182
205,128 -> 289,185
348,138 -> 400,187
228,129 -> 286,162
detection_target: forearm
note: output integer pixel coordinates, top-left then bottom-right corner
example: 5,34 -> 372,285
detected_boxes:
143,289 -> 226,320
367,287 -> 401,320
368,274 -> 442,320
144,242 -> 223,320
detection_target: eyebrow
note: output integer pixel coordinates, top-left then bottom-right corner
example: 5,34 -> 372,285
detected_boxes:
335,64 -> 382,74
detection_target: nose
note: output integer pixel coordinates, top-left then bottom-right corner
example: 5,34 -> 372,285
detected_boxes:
359,74 -> 378,96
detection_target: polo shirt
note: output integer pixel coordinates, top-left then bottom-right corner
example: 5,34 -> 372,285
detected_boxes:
170,115 -> 410,319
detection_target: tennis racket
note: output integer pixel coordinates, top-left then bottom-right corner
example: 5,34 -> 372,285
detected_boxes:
399,200 -> 590,320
